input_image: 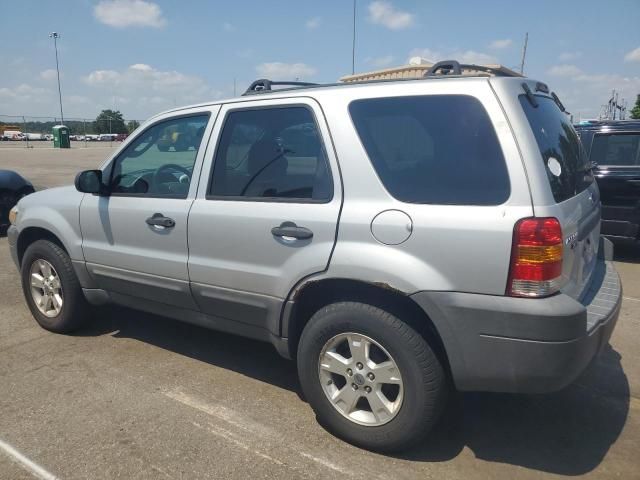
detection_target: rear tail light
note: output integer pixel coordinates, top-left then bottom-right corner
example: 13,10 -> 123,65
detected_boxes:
508,217 -> 563,297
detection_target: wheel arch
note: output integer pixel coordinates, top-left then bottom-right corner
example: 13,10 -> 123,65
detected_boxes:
282,278 -> 451,375
17,227 -> 69,267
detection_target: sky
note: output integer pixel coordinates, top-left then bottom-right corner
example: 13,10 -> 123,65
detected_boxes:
0,0 -> 639,121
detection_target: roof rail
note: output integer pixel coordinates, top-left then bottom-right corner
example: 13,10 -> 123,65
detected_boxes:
243,79 -> 320,96
424,60 -> 521,78
425,60 -> 462,76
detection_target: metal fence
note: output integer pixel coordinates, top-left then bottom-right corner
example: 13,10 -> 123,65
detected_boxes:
0,114 -> 145,148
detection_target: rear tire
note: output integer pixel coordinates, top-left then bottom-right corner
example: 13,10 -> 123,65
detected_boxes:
297,301 -> 447,452
21,240 -> 89,333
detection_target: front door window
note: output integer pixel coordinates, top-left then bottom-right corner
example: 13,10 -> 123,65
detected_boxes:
109,114 -> 209,198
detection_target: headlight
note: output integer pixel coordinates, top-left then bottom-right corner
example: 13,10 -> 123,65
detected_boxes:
8,206 -> 18,225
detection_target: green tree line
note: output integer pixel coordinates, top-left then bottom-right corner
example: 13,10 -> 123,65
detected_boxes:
1,110 -> 142,135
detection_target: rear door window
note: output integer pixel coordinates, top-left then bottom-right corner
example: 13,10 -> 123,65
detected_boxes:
590,133 -> 640,166
209,107 -> 332,201
349,95 -> 510,205
519,95 -> 592,202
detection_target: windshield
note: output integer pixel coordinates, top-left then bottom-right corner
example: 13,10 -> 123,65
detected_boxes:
519,95 -> 593,203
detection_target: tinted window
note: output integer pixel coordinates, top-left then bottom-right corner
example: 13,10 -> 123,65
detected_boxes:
110,115 -> 208,198
590,133 -> 640,166
519,95 -> 592,202
210,107 -> 331,201
349,95 -> 509,205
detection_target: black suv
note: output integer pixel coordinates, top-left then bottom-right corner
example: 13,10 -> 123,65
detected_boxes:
575,120 -> 640,243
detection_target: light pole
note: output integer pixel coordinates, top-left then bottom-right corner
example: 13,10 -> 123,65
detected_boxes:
351,0 -> 357,75
49,32 -> 64,124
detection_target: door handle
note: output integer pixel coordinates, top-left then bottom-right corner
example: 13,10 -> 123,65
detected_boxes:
271,221 -> 313,240
146,213 -> 175,228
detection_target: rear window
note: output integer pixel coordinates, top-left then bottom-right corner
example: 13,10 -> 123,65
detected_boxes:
519,95 -> 592,203
349,95 -> 510,205
590,133 -> 640,166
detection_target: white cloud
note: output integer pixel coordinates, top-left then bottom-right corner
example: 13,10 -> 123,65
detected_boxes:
368,1 -> 414,30
83,63 -> 222,116
0,63 -> 227,118
255,62 -> 317,79
408,48 -> 498,65
624,46 -> 640,63
84,69 -> 120,84
408,48 -> 440,63
489,39 -> 512,50
94,0 -> 166,28
558,51 -> 582,61
456,50 -> 499,64
305,17 -> 321,29
223,22 -> 236,32
0,84 -> 53,114
0,83 -> 49,100
67,95 -> 91,105
40,69 -> 58,81
547,64 -> 583,77
367,55 -> 395,68
546,66 -> 640,119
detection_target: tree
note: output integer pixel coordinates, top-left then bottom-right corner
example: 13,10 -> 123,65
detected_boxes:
630,95 -> 640,120
94,109 -> 127,134
127,120 -> 140,133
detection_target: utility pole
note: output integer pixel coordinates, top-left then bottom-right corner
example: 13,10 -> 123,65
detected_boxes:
49,32 -> 64,124
352,0 -> 357,75
519,32 -> 528,75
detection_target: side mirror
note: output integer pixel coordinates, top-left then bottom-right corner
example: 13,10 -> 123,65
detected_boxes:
75,170 -> 108,195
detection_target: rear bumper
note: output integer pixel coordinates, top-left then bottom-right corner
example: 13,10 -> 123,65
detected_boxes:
411,238 -> 621,394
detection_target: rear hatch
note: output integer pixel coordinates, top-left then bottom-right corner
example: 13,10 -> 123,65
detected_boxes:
519,92 -> 600,300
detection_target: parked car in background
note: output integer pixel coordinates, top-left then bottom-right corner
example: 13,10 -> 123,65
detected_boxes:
575,120 -> 640,243
0,170 -> 34,233
85,134 -> 99,141
115,133 -> 128,142
98,134 -> 117,142
7,64 -> 622,452
3,130 -> 24,140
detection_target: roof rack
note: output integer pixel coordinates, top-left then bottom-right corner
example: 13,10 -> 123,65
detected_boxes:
243,79 -> 319,96
424,60 -> 521,78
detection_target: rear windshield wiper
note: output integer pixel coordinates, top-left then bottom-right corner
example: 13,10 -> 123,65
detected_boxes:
551,92 -> 566,113
521,83 -> 538,107
578,160 -> 598,173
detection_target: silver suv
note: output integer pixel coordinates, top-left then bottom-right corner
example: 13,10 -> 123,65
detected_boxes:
7,62 -> 622,452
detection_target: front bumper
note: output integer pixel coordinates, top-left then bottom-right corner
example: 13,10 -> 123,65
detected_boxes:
7,225 -> 20,269
411,238 -> 621,394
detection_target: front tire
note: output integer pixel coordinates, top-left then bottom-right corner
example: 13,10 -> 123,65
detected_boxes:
21,240 -> 89,333
297,302 -> 447,452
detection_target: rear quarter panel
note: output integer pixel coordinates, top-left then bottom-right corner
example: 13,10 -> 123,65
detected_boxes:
308,79 -> 533,295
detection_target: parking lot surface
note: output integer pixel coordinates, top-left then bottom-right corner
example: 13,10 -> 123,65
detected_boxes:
1,147 -> 639,479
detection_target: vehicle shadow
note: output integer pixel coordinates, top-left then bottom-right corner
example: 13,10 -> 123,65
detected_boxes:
79,306 -> 300,393
400,345 -> 629,475
79,307 -> 629,475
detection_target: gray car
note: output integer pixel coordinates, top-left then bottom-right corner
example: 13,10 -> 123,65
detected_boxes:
7,62 -> 621,452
